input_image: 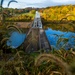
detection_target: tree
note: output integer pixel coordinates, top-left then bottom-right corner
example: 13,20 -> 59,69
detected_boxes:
30,10 -> 36,14
0,0 -> 18,25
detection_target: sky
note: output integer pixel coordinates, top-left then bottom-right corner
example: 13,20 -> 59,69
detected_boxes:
2,0 -> 75,8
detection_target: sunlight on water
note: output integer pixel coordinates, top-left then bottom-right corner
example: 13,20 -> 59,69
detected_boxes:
7,32 -> 26,48
45,28 -> 75,50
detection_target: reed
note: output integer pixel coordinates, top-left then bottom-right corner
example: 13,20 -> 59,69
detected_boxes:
7,25 -> 22,33
35,53 -> 72,75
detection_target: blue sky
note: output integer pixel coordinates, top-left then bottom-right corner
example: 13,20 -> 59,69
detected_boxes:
2,0 -> 75,8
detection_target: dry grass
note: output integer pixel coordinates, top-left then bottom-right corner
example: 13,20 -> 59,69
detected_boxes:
35,53 -> 72,75
16,22 -> 32,28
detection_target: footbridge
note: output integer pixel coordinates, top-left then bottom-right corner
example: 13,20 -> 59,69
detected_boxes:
24,11 -> 51,53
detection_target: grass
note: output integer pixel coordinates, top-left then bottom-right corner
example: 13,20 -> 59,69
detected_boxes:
0,22 -> 75,74
0,49 -> 75,75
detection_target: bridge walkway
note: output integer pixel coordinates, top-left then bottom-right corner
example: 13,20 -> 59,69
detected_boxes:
24,11 -> 51,53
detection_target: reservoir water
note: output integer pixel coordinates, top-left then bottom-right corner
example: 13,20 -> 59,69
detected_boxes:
7,32 -> 26,48
45,28 -> 75,50
7,28 -> 75,50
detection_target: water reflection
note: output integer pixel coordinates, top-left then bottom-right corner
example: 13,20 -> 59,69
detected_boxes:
7,32 -> 26,48
45,28 -> 75,50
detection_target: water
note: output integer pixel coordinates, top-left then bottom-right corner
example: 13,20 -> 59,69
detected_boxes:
7,28 -> 75,50
7,32 -> 26,48
45,28 -> 75,50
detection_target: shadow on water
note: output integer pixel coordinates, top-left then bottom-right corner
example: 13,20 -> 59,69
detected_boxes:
7,32 -> 26,48
45,28 -> 75,50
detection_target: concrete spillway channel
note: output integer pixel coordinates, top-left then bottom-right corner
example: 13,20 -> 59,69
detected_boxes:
23,11 -> 51,53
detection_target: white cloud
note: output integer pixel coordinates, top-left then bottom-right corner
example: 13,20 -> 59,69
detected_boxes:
2,0 -> 75,8
51,0 -> 75,3
18,0 -> 46,3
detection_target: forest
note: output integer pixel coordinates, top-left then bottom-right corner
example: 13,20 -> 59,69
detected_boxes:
2,5 -> 75,22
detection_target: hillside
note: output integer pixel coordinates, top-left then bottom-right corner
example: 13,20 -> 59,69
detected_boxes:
2,5 -> 75,22
40,5 -> 75,21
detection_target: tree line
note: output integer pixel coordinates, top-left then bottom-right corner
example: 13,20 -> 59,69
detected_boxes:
39,5 -> 75,23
